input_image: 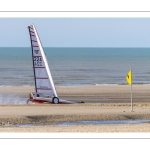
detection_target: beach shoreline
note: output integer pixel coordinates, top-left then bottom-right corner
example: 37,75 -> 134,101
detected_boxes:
0,84 -> 150,103
0,85 -> 150,132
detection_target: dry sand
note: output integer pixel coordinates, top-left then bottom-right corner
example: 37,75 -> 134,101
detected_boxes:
0,85 -> 150,132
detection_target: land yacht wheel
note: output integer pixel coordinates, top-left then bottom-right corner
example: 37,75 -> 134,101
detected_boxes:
52,97 -> 59,104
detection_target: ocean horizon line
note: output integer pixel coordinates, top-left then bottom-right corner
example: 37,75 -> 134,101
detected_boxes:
0,46 -> 150,48
0,82 -> 150,87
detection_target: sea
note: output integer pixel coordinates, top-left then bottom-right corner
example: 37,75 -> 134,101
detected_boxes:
0,47 -> 150,87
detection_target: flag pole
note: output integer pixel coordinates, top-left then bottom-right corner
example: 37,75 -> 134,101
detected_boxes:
130,67 -> 133,112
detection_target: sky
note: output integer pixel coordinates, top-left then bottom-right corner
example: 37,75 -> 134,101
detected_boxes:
0,18 -> 150,47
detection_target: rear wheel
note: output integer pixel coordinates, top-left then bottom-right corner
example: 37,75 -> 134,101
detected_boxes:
52,97 -> 59,104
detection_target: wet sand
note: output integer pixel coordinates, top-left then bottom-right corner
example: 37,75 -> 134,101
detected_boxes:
0,85 -> 150,132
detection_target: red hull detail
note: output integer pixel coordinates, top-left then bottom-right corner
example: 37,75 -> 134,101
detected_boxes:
30,99 -> 74,104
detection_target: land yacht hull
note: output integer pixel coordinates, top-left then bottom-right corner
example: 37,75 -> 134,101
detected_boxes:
29,92 -> 76,104
30,98 -> 76,104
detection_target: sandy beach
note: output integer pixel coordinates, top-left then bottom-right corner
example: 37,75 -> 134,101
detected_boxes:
0,85 -> 150,132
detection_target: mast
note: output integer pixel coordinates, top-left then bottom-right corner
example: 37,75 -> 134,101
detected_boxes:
28,26 -> 37,92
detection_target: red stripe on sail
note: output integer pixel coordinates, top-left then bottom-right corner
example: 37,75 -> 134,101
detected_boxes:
30,31 -> 34,33
36,88 -> 52,90
33,67 -> 45,68
33,56 -> 42,57
31,34 -> 35,36
32,40 -> 37,42
32,46 -> 39,47
35,77 -> 49,79
28,26 -> 33,29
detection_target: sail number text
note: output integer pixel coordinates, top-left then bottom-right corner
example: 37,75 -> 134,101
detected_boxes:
34,57 -> 42,66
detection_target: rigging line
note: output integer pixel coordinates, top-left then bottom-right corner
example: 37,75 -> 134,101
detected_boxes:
46,56 -> 78,103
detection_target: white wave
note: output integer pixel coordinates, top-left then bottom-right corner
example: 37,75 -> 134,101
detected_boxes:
95,84 -> 118,86
0,94 -> 28,104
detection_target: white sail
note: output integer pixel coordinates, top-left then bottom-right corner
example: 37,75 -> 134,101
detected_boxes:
28,24 -> 57,97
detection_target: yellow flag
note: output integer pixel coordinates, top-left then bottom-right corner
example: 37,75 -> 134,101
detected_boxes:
126,70 -> 132,84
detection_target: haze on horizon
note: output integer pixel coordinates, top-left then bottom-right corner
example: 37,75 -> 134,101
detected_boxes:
0,18 -> 150,48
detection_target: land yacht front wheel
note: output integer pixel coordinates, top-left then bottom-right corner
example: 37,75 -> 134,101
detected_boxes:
52,97 -> 59,104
